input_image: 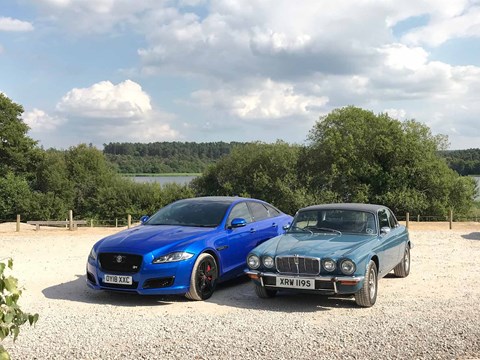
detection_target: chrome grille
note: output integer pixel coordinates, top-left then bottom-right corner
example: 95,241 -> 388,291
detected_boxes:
276,256 -> 320,275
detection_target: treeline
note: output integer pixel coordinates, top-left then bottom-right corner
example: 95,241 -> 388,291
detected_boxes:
104,142 -> 245,173
1,92 -> 477,222
440,149 -> 480,175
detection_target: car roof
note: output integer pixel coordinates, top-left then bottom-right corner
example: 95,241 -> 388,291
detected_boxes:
176,196 -> 261,205
299,203 -> 388,213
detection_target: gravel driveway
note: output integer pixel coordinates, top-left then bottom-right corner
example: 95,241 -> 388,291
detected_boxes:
1,224 -> 479,359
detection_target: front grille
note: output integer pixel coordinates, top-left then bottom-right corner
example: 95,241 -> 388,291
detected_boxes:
143,277 -> 175,289
99,253 -> 143,273
276,256 -> 320,275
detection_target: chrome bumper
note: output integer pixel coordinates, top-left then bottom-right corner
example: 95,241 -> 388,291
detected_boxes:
245,270 -> 364,294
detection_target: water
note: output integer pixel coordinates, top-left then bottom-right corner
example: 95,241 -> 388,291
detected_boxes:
128,175 -> 197,186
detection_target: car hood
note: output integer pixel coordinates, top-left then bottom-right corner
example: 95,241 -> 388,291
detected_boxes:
96,225 -> 215,253
256,232 -> 376,258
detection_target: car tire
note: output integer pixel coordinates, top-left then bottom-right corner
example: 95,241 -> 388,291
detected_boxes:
393,245 -> 410,278
185,253 -> 218,301
355,260 -> 378,307
254,284 -> 277,298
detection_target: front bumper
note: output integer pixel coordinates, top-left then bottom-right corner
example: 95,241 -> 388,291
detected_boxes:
245,270 -> 365,294
86,257 -> 195,295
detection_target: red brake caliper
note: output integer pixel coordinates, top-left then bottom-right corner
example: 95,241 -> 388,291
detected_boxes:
207,264 -> 212,280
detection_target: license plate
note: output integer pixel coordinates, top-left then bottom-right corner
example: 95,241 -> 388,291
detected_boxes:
104,274 -> 132,285
275,276 -> 315,289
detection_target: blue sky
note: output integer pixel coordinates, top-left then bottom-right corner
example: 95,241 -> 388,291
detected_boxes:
1,0 -> 479,150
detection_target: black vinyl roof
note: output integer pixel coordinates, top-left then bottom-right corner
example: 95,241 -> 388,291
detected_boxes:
299,203 -> 388,213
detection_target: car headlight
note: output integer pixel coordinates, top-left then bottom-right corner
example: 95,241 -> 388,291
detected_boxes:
247,254 -> 260,269
89,247 -> 97,261
323,258 -> 336,272
340,259 -> 356,275
263,256 -> 274,268
152,251 -> 194,264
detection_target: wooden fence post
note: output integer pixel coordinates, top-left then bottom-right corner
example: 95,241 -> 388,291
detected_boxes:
417,214 -> 420,222
115,218 -> 118,228
69,210 -> 73,231
406,212 -> 409,229
128,214 -> 132,229
449,209 -> 453,230
91,219 -> 93,227
16,214 -> 20,232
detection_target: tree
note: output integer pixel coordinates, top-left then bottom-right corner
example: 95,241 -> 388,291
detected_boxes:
0,94 -> 40,176
301,106 -> 475,216
192,141 -> 315,214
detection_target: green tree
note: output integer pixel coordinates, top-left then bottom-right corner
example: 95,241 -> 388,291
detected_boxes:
0,173 -> 33,220
301,106 -> 475,216
192,141 -> 313,214
0,94 -> 40,176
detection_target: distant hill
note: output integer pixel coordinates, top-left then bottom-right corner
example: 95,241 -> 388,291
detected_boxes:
103,141 -> 247,173
439,149 -> 480,175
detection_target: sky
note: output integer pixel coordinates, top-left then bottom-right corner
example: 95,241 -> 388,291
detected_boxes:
1,0 -> 479,150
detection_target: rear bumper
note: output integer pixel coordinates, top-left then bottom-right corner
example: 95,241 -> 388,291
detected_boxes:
245,270 -> 365,294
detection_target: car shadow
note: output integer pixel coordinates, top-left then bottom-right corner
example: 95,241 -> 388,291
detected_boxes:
462,232 -> 480,241
42,274 -> 358,311
42,275 -> 188,307
207,276 -> 358,312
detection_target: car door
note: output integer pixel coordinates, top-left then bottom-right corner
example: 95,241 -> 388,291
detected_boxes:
377,209 -> 400,274
221,202 -> 257,276
247,201 -> 280,242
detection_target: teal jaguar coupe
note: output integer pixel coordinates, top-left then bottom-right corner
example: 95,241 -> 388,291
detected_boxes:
245,203 -> 412,307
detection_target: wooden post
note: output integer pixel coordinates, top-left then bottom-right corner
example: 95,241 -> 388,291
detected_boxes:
406,212 -> 409,229
417,214 -> 420,222
69,210 -> 73,231
16,214 -> 20,232
128,214 -> 132,229
91,219 -> 93,227
115,218 -> 118,228
449,209 -> 453,230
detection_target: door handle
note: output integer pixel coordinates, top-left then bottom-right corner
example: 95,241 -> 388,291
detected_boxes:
272,223 -> 277,228
250,228 -> 256,233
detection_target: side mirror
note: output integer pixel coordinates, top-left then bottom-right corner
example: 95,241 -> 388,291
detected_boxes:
380,226 -> 391,236
230,218 -> 247,228
283,223 -> 290,231
140,215 -> 150,224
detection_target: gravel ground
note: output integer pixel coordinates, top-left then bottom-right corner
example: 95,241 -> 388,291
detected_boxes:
0,223 -> 479,359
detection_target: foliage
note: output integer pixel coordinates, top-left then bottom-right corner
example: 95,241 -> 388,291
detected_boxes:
0,259 -> 39,360
440,149 -> 480,175
300,106 -> 475,216
192,141 -> 316,214
104,141 -> 246,174
0,94 -> 41,177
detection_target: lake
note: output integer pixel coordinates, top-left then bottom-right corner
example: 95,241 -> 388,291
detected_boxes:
128,175 -> 198,185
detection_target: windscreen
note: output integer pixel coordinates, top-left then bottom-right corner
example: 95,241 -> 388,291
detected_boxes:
288,209 -> 376,235
146,200 -> 231,227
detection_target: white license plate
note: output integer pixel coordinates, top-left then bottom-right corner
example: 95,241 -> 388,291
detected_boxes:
104,274 -> 132,285
275,276 -> 315,289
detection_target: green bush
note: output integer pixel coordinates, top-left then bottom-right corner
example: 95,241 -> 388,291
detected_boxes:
0,259 -> 39,360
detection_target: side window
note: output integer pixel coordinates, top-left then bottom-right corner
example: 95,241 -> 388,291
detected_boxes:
265,204 -> 281,218
227,202 -> 253,226
248,202 -> 270,221
378,210 -> 391,229
387,209 -> 398,227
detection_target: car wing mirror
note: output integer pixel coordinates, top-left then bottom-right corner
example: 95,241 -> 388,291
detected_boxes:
230,218 -> 247,229
283,223 -> 290,231
140,215 -> 150,224
380,226 -> 391,236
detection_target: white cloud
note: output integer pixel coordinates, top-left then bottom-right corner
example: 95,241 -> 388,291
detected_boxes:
56,80 -> 152,118
23,109 -> 65,132
190,79 -> 328,120
383,108 -> 407,120
0,17 -> 34,32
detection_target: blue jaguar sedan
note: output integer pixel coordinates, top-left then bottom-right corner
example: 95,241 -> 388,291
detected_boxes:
86,196 -> 292,300
246,203 -> 411,307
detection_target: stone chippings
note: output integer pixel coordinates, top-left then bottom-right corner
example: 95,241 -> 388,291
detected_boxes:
1,229 -> 480,360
